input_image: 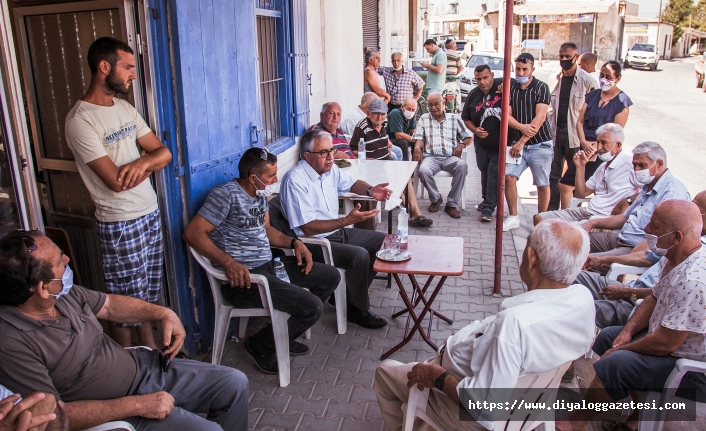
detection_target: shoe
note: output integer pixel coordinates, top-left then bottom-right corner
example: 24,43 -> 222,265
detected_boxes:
328,295 -> 336,306
409,215 -> 433,227
428,197 -> 443,213
243,338 -> 279,374
444,205 -> 461,218
347,307 -> 388,329
503,216 -> 520,231
561,366 -> 575,384
480,211 -> 492,222
289,340 -> 309,356
475,202 -> 484,211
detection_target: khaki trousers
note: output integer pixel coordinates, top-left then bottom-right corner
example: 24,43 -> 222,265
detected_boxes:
373,356 -> 487,431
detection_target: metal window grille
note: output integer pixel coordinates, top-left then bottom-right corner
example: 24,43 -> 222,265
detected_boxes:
256,11 -> 283,147
522,23 -> 540,41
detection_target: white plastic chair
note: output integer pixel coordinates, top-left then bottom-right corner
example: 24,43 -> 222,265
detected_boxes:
83,422 -> 136,431
275,237 -> 347,335
569,197 -> 592,208
413,146 -> 468,210
401,361 -> 572,431
188,247 -> 292,387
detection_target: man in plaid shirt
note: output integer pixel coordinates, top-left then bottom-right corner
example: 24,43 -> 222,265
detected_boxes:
413,93 -> 473,218
378,52 -> 425,112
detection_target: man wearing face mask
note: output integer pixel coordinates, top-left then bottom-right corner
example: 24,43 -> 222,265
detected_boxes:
534,123 -> 639,225
556,199 -> 706,431
183,148 -> 340,374
547,42 -> 598,211
580,141 -> 690,259
377,52 -> 425,112
387,98 -> 418,161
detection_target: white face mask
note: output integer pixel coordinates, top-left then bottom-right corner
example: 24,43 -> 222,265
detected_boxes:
49,265 -> 74,300
645,231 -> 676,256
599,77 -> 616,92
254,176 -> 276,197
515,75 -> 530,84
598,143 -> 617,162
634,161 -> 657,185
403,110 -> 415,120
393,65 -> 403,71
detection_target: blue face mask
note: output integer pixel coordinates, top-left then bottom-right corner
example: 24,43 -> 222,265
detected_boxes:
49,265 -> 74,300
515,75 -> 530,84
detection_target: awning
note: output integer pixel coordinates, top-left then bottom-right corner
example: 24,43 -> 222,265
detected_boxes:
514,1 -> 612,16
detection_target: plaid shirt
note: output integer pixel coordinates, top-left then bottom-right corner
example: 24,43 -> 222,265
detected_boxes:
412,113 -> 472,155
378,67 -> 425,105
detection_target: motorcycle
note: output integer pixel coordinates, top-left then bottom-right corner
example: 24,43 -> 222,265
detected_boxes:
443,75 -> 461,114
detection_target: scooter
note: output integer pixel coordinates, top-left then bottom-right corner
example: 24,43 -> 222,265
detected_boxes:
443,75 -> 461,114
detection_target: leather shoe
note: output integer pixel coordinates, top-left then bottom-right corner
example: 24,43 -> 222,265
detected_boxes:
428,197 -> 443,213
289,340 -> 310,356
444,205 -> 461,218
347,307 -> 387,329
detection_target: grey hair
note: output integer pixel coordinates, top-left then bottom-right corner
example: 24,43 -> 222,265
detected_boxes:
299,129 -> 331,159
364,47 -> 379,65
402,97 -> 417,109
320,102 -> 340,115
360,92 -> 379,106
528,220 -> 590,284
595,123 -> 624,144
632,141 -> 667,167
391,51 -> 403,60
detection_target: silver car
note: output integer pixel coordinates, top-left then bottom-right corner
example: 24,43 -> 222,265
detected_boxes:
459,53 -> 513,99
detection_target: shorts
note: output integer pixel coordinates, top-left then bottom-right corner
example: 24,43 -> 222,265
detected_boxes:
97,209 -> 164,327
505,140 -> 553,187
536,206 -> 594,223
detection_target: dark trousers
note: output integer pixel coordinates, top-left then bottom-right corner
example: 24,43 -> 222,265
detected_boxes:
391,139 -> 411,161
387,102 -> 401,113
127,349 -> 249,431
474,144 -> 499,214
323,228 -> 386,311
548,125 -> 579,211
221,259 -> 339,354
593,326 -> 706,402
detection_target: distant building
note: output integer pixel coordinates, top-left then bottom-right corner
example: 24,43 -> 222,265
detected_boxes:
621,15 -> 674,61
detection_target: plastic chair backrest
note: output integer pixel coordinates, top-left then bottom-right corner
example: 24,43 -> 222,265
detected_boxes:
189,247 -> 229,309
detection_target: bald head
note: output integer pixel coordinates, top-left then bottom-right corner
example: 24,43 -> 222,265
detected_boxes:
427,93 -> 443,104
578,53 -> 597,73
693,191 -> 706,235
652,199 -> 703,240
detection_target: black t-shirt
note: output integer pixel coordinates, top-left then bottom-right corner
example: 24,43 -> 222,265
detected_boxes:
556,75 -> 574,129
462,77 -> 505,152
508,77 -> 552,145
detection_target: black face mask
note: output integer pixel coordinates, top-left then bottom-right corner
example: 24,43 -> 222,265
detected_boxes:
560,59 -> 575,71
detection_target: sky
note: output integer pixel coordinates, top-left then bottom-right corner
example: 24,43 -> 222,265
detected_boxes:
629,0 -> 700,18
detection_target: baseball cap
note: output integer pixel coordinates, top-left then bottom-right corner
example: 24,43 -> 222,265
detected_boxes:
368,99 -> 388,114
515,53 -> 535,64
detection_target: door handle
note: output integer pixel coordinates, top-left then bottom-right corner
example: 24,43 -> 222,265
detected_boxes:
250,123 -> 261,146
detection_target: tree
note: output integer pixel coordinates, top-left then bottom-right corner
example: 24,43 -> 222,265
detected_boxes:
661,0 -> 700,45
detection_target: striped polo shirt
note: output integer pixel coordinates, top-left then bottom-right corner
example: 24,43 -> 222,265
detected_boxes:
508,77 -> 553,146
350,117 -> 391,160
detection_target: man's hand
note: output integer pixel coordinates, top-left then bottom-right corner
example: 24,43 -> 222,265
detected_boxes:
223,258 -> 252,289
474,127 -> 488,139
406,363 -> 447,391
452,145 -> 464,158
0,393 -> 57,431
345,203 -> 380,225
518,124 -> 538,138
611,328 -> 633,350
369,183 -> 392,201
293,241 -> 314,274
160,310 -> 186,359
509,141 -> 524,158
580,141 -> 597,157
599,285 -> 631,301
116,158 -> 151,191
412,146 -> 423,162
579,220 -> 596,234
585,255 -> 608,270
136,392 -> 174,420
573,150 -> 590,168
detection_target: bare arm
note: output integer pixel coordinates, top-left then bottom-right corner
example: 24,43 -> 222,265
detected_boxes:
587,246 -> 654,269
64,392 -> 174,431
264,213 -> 313,274
364,69 -> 390,103
393,131 -> 414,141
421,62 -> 444,74
573,152 -> 594,198
413,86 -> 423,100
581,213 -> 627,232
0,392 -> 61,431
613,107 -> 630,128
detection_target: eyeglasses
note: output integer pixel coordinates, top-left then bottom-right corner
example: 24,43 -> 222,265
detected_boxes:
0,230 -> 37,252
307,148 -> 336,158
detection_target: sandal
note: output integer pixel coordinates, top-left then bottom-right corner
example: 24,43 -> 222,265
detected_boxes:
602,420 -> 636,431
409,215 -> 433,227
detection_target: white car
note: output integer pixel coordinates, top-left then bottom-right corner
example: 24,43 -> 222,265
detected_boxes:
624,43 -> 659,71
458,52 -> 513,99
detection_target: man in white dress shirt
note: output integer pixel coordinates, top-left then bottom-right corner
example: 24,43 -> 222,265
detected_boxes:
374,219 -> 596,430
340,92 -> 379,136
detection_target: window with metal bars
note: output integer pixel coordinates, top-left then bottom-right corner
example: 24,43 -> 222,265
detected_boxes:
522,23 -> 540,41
256,11 -> 284,147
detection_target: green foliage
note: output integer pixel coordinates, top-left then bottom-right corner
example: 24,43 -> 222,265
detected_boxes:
661,0 -> 706,45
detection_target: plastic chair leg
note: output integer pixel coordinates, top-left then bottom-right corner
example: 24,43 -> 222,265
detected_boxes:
238,316 -> 249,339
212,306 -> 232,365
270,310 -> 291,387
334,269 -> 347,334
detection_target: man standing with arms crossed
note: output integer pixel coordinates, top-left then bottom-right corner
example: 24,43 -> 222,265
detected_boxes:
65,37 -> 172,348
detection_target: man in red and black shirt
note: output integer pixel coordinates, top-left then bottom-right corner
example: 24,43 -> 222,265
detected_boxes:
309,102 -> 354,159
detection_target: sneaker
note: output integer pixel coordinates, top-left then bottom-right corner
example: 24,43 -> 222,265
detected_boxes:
480,211 -> 492,222
502,216 -> 520,231
243,338 -> 279,374
289,340 -> 310,356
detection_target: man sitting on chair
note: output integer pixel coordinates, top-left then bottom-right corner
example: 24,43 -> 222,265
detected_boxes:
533,123 -> 640,225
280,129 -> 392,330
182,148 -> 340,374
0,231 -> 249,431
557,199 -> 706,431
374,219 -> 596,430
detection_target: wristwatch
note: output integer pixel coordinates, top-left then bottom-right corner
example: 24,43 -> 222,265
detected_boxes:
630,288 -> 637,302
626,197 -> 633,205
290,238 -> 301,249
435,371 -> 451,391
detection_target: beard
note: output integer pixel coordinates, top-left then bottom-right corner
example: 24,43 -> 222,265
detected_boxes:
104,68 -> 132,95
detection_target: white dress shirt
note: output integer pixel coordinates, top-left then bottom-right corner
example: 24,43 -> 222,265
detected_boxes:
584,150 -> 641,216
340,107 -> 367,136
442,285 -> 596,429
0,384 -> 12,400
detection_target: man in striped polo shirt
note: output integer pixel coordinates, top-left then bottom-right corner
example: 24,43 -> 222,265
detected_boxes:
504,53 -> 553,231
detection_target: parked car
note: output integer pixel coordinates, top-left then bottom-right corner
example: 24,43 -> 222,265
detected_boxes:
624,43 -> 659,70
458,52 -> 513,99
696,52 -> 706,92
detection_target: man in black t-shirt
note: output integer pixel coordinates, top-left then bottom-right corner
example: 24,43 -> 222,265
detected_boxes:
461,65 -> 504,222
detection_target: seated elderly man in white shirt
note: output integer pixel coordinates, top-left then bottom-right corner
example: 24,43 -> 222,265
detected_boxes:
340,92 -> 379,136
534,123 -> 640,225
374,219 -> 596,431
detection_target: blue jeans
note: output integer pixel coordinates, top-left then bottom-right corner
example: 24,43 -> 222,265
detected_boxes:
505,140 -> 553,187
390,145 -> 403,161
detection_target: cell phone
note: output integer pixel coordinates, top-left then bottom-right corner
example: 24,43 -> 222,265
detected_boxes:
158,349 -> 171,373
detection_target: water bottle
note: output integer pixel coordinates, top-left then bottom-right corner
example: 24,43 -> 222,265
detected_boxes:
397,208 -> 409,244
358,138 -> 366,164
273,257 -> 290,283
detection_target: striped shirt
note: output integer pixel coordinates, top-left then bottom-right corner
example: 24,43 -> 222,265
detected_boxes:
309,123 -> 354,158
350,117 -> 391,160
412,112 -> 472,156
378,67 -> 425,105
509,77 -> 552,146
445,50 -> 463,76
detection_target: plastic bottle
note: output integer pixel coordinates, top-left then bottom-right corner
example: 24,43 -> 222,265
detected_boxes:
358,138 -> 366,164
273,257 -> 290,283
397,208 -> 409,244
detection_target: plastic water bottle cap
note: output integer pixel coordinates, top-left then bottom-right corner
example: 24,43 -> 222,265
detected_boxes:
401,208 -> 407,213
274,257 -> 281,262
